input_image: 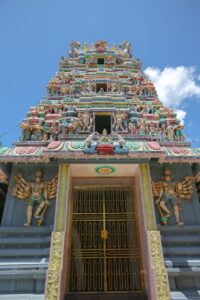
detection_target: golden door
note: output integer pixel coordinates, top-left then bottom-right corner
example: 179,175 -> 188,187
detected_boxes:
69,187 -> 143,293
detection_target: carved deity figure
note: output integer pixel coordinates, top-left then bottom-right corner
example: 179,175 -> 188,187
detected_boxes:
119,40 -> 132,58
68,40 -> 80,58
99,129 -> 110,142
113,111 -> 126,131
166,124 -> 174,141
152,168 -> 194,226
20,122 -> 32,141
175,124 -> 184,141
12,170 -> 58,226
82,111 -> 90,131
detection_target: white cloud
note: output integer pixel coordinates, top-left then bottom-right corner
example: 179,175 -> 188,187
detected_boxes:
144,66 -> 200,107
174,109 -> 187,125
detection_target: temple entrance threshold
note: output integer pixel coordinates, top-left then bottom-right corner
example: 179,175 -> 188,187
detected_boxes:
65,173 -> 147,300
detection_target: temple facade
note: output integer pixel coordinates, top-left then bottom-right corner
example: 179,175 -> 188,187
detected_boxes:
0,40 -> 200,300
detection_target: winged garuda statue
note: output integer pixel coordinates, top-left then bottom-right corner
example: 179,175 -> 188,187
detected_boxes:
151,167 -> 194,225
12,169 -> 58,226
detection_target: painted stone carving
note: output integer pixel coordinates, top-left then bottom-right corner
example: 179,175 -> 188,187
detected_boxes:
152,167 -> 194,225
83,129 -> 129,155
12,169 -> 58,226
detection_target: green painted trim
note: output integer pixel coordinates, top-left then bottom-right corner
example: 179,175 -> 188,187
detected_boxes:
95,165 -> 116,174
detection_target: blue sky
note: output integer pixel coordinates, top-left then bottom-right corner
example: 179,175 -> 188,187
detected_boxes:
0,0 -> 200,146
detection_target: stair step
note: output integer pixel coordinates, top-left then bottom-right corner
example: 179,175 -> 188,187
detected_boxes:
0,294 -> 44,299
163,247 -> 200,256
162,236 -> 200,244
165,257 -> 200,268
0,227 -> 52,235
0,269 -> 46,279
0,248 -> 50,257
158,225 -> 200,233
0,237 -> 51,246
167,267 -> 200,276
0,258 -> 49,263
0,262 -> 48,270
171,290 -> 200,300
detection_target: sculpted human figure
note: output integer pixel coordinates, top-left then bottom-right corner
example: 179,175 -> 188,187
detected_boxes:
119,40 -> 132,58
68,40 -> 80,58
157,168 -> 183,225
166,123 -> 174,141
20,122 -> 32,141
175,124 -> 184,141
82,111 -> 90,131
12,170 -> 57,226
114,111 -> 126,131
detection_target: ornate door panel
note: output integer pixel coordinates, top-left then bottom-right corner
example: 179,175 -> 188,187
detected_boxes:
69,187 -> 143,294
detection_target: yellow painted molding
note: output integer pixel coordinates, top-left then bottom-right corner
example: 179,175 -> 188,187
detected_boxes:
45,164 -> 69,299
140,164 -> 170,299
45,231 -> 64,300
148,231 -> 171,300
54,164 -> 69,232
140,164 -> 157,231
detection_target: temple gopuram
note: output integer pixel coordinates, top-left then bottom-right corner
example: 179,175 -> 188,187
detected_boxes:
0,40 -> 200,300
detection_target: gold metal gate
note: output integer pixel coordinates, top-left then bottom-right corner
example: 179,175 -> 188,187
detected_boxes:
69,186 -> 142,293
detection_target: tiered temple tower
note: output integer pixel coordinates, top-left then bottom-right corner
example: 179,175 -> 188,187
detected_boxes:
0,40 -> 200,300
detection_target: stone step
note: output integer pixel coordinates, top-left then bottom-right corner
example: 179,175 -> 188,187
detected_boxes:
165,257 -> 200,268
158,225 -> 200,234
0,295 -> 44,300
171,290 -> 200,300
0,226 -> 52,235
0,237 -> 51,246
0,262 -> 48,270
0,269 -> 46,280
162,236 -> 200,244
0,257 -> 49,263
167,267 -> 200,277
0,248 -> 50,257
163,247 -> 200,256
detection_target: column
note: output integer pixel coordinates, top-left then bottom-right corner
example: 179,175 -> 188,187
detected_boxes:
45,164 -> 69,300
140,164 -> 171,300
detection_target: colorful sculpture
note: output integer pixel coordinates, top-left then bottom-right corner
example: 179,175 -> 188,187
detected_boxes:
19,41 -> 186,149
83,130 -> 128,155
152,167 -> 194,225
68,40 -> 80,58
12,170 -> 58,226
119,40 -> 133,58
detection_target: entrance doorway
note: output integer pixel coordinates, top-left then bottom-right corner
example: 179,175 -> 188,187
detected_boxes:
68,186 -> 144,298
95,115 -> 111,134
96,83 -> 107,93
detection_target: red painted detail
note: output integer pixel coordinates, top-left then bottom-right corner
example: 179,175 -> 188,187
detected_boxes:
171,147 -> 190,155
96,144 -> 114,154
47,141 -> 62,150
147,142 -> 161,151
15,147 -> 38,155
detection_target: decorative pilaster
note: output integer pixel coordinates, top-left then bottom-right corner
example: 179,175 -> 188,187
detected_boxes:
148,231 -> 170,300
45,164 -> 69,300
140,164 -> 170,300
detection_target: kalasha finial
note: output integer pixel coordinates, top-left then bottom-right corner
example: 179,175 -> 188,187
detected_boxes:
119,40 -> 133,58
94,40 -> 107,53
68,40 -> 80,58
